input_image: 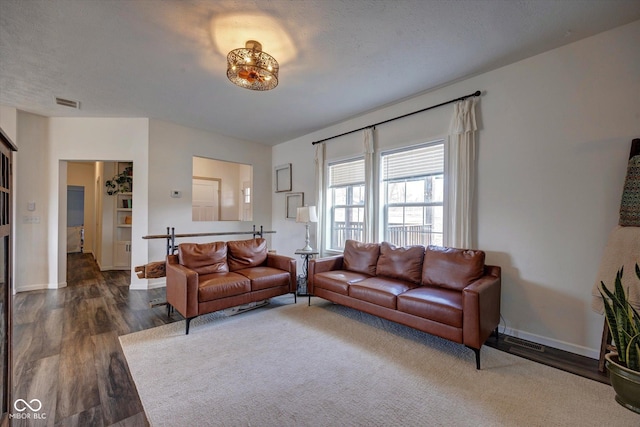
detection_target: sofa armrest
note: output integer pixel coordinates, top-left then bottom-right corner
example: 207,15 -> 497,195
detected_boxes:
166,254 -> 199,318
266,253 -> 297,292
462,265 -> 501,349
308,255 -> 344,294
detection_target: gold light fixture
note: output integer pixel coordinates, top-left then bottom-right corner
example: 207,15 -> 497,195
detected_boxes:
227,40 -> 279,91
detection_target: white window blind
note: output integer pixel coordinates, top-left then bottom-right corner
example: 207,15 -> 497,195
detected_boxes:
329,158 -> 364,187
381,143 -> 443,181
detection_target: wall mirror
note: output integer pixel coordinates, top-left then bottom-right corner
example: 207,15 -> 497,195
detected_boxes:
192,156 -> 253,221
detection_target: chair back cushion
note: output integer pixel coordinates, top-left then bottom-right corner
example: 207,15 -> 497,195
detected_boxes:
343,240 -> 380,276
421,245 -> 485,291
227,238 -> 268,271
376,242 -> 425,284
178,242 -> 229,275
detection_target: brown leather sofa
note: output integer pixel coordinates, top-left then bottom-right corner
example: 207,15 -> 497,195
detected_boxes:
166,238 -> 296,334
308,240 -> 501,369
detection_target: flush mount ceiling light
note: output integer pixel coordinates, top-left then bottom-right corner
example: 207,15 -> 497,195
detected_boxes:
227,40 -> 279,91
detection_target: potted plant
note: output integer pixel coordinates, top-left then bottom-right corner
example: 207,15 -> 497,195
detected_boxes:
599,263 -> 640,414
105,169 -> 133,195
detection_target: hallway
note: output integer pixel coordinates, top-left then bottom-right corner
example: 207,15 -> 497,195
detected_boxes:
12,254 -> 179,426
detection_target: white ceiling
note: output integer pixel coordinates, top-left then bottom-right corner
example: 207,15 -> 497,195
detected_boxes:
1,1 -> 639,145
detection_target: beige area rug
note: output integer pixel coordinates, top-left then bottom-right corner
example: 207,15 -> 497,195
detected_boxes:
120,296 -> 639,427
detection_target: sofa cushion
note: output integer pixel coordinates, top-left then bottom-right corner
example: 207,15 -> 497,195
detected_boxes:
349,277 -> 418,309
198,272 -> 251,302
397,287 -> 463,328
376,242 -> 425,284
313,270 -> 371,295
227,238 -> 268,271
421,246 -> 485,291
236,266 -> 290,291
343,240 -> 380,276
178,241 -> 228,275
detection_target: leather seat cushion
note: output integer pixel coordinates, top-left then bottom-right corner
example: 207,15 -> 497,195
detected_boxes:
343,240 -> 380,276
349,277 -> 418,309
314,270 -> 370,295
227,238 -> 268,271
198,272 -> 251,302
236,266 -> 290,291
422,246 -> 485,291
397,286 -> 463,328
178,241 -> 228,275
376,242 -> 425,284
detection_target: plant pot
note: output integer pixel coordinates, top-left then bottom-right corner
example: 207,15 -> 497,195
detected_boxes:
605,352 -> 640,414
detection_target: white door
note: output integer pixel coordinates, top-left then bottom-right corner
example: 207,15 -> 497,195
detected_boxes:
193,178 -> 220,221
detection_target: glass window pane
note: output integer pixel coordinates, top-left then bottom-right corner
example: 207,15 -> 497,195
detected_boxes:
352,185 -> 365,205
334,187 -> 347,205
334,207 -> 345,223
405,180 -> 424,203
387,182 -> 405,203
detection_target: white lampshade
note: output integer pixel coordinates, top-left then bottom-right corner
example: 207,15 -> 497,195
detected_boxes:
296,205 -> 318,223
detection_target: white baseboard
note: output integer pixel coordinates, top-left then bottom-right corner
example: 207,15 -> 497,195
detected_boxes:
15,282 -> 67,293
502,326 -> 599,360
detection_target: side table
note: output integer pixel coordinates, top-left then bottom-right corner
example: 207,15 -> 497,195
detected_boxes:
294,249 -> 318,296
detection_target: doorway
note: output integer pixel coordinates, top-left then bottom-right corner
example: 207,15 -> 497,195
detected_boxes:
192,177 -> 221,221
67,185 -> 84,253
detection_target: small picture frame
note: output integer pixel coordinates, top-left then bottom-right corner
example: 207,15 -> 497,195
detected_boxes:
285,192 -> 304,219
274,163 -> 292,193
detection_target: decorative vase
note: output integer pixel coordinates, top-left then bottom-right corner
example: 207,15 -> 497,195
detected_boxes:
605,352 -> 640,414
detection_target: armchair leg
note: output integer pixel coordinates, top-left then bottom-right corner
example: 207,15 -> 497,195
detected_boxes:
466,346 -> 481,369
185,317 -> 195,335
308,295 -> 311,306
494,327 -> 500,341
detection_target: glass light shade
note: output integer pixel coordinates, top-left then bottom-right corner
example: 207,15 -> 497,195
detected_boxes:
296,206 -> 318,223
227,40 -> 279,91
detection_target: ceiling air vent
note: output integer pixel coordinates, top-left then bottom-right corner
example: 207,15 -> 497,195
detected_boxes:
54,97 -> 80,109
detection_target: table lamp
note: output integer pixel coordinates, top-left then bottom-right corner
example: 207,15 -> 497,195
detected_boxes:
296,205 -> 318,251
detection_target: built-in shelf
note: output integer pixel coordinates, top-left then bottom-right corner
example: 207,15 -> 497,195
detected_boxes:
113,163 -> 133,269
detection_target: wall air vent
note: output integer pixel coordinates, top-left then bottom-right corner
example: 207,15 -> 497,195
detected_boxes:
54,97 -> 80,109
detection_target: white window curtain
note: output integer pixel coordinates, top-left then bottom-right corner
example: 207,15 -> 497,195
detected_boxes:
363,128 -> 375,242
444,98 -> 478,249
315,143 -> 326,255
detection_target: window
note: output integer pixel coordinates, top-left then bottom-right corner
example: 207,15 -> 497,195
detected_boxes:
381,142 -> 444,247
327,158 -> 365,251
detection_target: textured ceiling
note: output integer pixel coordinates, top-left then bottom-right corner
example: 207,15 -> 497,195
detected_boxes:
1,0 -> 640,145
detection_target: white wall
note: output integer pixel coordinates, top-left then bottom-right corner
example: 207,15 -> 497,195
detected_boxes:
15,112 -> 50,291
147,119 -> 272,286
272,20 -> 640,357
12,116 -> 150,291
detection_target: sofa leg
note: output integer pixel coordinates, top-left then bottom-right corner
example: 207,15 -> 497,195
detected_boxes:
185,317 -> 195,335
466,346 -> 481,369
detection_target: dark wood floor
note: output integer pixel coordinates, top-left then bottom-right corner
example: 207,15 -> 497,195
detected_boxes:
12,253 -> 181,426
12,253 -> 611,426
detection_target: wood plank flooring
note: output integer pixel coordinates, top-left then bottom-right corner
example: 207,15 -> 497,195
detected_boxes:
12,253 -> 611,426
12,253 -> 182,426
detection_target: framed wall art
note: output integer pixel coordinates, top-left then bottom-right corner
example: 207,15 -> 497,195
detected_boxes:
274,163 -> 292,193
285,192 -> 304,219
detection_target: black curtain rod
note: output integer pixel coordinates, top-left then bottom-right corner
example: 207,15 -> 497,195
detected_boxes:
311,90 -> 482,145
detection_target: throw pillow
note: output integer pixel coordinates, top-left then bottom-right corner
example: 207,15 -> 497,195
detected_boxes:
422,245 -> 485,291
227,238 -> 268,271
376,242 -> 425,284
178,242 -> 229,275
343,240 -> 380,276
